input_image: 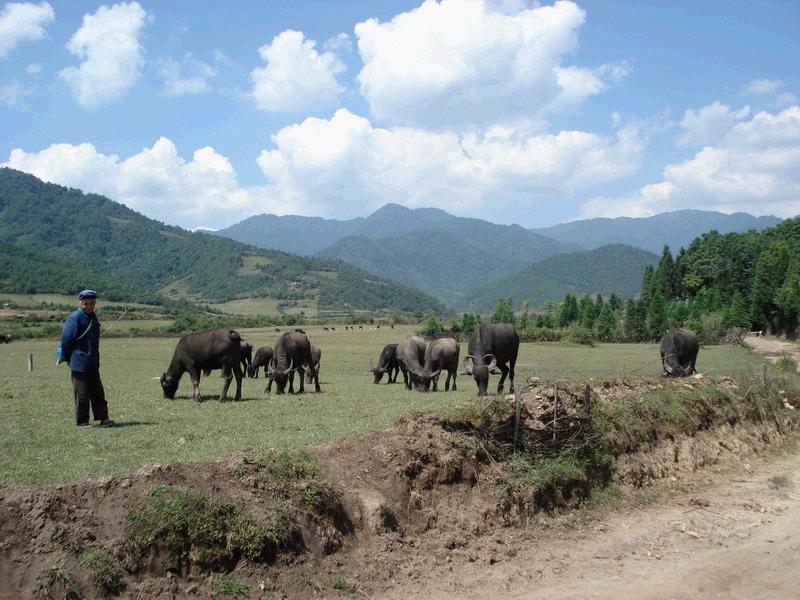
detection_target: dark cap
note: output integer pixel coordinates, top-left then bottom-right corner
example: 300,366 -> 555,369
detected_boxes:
78,289 -> 98,300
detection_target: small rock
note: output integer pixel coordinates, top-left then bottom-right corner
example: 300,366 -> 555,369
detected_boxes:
686,531 -> 701,539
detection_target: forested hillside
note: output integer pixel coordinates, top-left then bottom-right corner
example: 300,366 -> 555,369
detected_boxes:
466,244 -> 658,310
533,210 -> 781,254
319,219 -> 578,305
0,169 -> 443,313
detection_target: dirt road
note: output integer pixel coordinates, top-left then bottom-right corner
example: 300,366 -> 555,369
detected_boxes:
747,334 -> 800,373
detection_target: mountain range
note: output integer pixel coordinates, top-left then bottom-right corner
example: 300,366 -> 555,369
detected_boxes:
0,168 -> 442,315
216,204 -> 781,309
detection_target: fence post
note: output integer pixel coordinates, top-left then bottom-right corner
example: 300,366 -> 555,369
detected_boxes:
513,391 -> 521,452
553,384 -> 558,442
27,353 -> 33,372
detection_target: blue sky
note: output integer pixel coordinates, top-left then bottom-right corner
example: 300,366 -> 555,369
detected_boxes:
1,0 -> 798,230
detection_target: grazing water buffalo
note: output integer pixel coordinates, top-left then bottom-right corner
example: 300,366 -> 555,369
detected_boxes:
247,345 -> 274,378
268,330 -> 319,394
0,333 -> 10,343
372,343 -> 400,384
240,340 -> 253,373
395,335 -> 427,390
418,337 -> 460,392
304,343 -> 321,385
161,328 -> 242,402
660,328 -> 699,377
463,324 -> 520,396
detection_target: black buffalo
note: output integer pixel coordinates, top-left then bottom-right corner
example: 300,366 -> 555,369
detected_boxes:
267,330 -> 320,394
0,333 -> 10,343
161,328 -> 243,402
418,337 -> 460,392
304,343 -> 322,385
395,335 -> 427,390
371,343 -> 400,384
463,324 -> 520,396
660,328 -> 699,377
240,340 -> 253,374
247,345 -> 274,379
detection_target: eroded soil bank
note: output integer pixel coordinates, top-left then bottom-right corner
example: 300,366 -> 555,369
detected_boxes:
1,373 -> 798,599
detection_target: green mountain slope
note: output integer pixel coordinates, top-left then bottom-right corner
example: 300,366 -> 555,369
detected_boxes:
532,210 -> 782,254
467,244 -> 659,310
318,220 -> 579,306
0,168 -> 443,313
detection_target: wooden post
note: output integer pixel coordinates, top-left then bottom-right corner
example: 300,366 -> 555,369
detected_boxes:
584,384 -> 591,415
553,384 -> 558,442
27,353 -> 33,372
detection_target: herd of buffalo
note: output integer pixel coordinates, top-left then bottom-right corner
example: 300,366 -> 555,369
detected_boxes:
158,322 -> 700,403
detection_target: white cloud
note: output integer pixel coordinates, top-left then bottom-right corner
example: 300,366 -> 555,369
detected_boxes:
0,1 -> 54,58
678,101 -> 750,146
256,108 -> 645,219
0,80 -> 33,108
580,105 -> 800,219
2,138 -> 291,229
250,29 -> 345,113
159,54 -> 216,96
25,62 -> 41,74
59,1 -> 147,108
354,0 -> 627,128
743,78 -> 783,95
324,32 -> 351,53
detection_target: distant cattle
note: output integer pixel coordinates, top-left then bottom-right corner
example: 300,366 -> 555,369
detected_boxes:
660,328 -> 699,377
463,324 -> 520,396
359,325 -> 363,330
372,343 -> 400,384
161,328 -> 242,402
0,333 -> 10,343
395,335 -> 427,391
247,345 -> 274,379
304,343 -> 322,385
268,330 -> 320,394
323,327 -> 330,332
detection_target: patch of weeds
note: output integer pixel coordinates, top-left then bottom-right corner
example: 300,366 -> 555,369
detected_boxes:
331,572 -> 359,596
38,566 -> 82,600
125,485 -> 296,573
769,473 -> 792,489
774,353 -> 799,374
81,549 -> 125,596
211,574 -> 249,597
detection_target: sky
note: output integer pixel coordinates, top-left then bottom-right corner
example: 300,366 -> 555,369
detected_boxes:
1,0 -> 798,231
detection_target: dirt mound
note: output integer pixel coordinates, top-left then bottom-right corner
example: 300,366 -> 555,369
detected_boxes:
1,376 -> 797,599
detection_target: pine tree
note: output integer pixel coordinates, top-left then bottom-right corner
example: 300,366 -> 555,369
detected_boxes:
647,293 -> 668,341
579,295 -> 596,329
724,291 -> 751,330
595,305 -> 617,342
559,294 -> 579,328
624,299 -> 648,342
492,297 -> 515,325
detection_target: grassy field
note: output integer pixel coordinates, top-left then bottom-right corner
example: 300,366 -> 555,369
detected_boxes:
0,325 -> 766,485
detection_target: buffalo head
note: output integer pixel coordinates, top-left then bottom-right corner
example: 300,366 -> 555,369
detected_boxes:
463,354 -> 498,396
267,358 -> 294,394
160,372 -> 178,399
371,366 -> 386,384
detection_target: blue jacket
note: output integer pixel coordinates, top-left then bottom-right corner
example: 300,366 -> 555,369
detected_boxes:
60,309 -> 101,372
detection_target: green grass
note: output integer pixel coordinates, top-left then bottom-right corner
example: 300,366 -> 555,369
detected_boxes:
0,325 -> 766,485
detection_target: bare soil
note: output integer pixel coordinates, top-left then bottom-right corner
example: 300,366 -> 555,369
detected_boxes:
2,339 -> 800,599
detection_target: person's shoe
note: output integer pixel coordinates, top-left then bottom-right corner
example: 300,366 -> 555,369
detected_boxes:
77,422 -> 90,427
98,419 -> 116,427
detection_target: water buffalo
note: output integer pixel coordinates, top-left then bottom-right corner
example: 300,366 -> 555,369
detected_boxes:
267,330 -> 319,394
463,324 -> 520,396
418,337 -> 460,392
247,345 -> 274,378
161,328 -> 243,402
395,335 -> 427,390
240,340 -> 253,374
0,333 -> 10,343
304,343 -> 321,385
660,328 -> 699,377
371,343 -> 400,384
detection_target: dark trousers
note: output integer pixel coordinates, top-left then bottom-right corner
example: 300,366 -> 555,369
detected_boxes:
71,370 -> 109,425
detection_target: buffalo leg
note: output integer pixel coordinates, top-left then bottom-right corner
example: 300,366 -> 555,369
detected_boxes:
508,359 -> 516,394
297,367 -> 305,394
288,371 -> 295,394
496,364 -> 509,394
400,365 -> 410,390
313,367 -> 321,392
446,369 -> 456,391
390,366 -> 398,383
232,363 -> 242,401
219,368 -> 233,402
265,375 -> 273,394
187,366 -> 201,402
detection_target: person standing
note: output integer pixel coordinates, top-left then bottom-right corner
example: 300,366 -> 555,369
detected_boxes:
60,290 -> 114,427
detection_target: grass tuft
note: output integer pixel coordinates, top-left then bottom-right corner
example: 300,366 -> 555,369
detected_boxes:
211,574 -> 249,597
81,549 -> 125,596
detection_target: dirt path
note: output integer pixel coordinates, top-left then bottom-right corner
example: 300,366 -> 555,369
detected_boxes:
375,337 -> 800,600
